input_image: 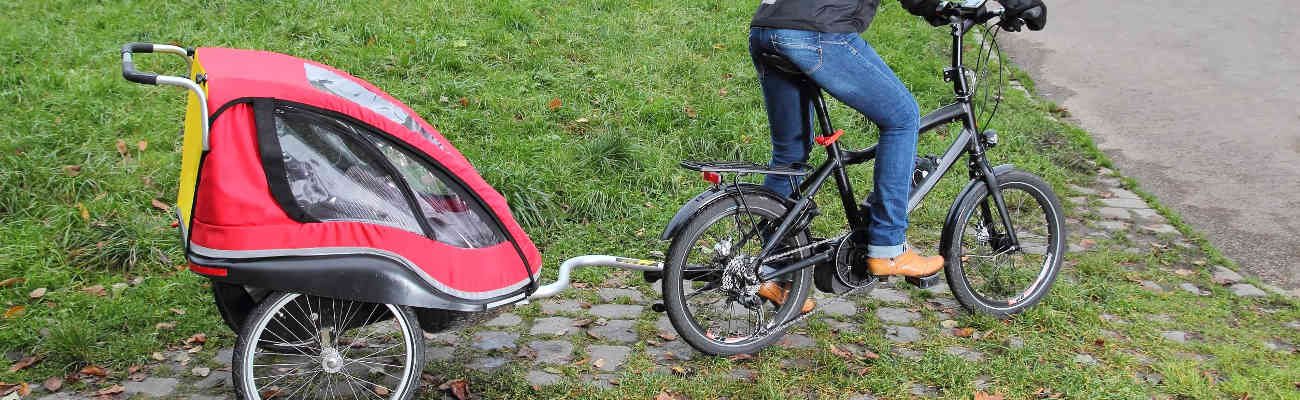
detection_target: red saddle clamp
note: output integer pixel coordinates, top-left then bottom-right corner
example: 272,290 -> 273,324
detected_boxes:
814,129 -> 845,146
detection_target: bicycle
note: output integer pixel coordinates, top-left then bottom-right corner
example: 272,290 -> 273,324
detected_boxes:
653,1 -> 1066,355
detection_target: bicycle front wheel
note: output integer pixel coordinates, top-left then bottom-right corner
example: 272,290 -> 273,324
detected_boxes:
943,169 -> 1066,316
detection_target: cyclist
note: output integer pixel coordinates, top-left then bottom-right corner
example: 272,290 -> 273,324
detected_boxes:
747,0 -> 1046,311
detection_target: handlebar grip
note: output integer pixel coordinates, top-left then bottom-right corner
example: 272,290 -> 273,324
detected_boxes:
121,43 -> 158,85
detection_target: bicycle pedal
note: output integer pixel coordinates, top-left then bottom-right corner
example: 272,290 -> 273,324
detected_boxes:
905,273 -> 942,289
651,303 -> 667,313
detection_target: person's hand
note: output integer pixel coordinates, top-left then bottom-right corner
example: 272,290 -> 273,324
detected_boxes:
997,0 -> 1047,31
899,0 -> 948,26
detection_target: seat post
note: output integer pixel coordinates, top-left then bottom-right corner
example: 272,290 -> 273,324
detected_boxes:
807,86 -> 835,142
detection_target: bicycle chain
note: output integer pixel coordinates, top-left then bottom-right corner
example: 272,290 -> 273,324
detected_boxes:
761,231 -> 849,263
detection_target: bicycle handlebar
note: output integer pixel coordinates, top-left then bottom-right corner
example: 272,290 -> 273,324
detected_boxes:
119,42 -> 211,151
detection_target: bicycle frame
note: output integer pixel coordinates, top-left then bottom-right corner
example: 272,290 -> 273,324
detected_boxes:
754,18 -> 1021,281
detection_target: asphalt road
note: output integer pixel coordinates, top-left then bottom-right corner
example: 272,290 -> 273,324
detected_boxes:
997,0 -> 1300,287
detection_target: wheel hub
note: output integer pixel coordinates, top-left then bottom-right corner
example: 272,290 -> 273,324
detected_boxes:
320,347 -> 344,373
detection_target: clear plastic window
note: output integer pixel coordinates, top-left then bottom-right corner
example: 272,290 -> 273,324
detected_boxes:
304,63 -> 448,152
275,111 -> 425,234
368,137 -> 506,248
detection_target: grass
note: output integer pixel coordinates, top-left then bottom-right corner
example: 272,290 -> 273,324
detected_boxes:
1,0 -> 1297,398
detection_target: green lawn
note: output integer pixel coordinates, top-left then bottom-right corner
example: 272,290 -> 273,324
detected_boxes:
1,0 -> 1296,399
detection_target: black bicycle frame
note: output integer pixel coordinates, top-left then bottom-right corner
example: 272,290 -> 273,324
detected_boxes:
755,19 -> 1021,282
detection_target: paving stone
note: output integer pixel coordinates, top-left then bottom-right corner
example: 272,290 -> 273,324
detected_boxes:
484,312 -> 522,327
1145,314 -> 1173,323
525,370 -> 564,386
923,281 -> 950,294
1229,283 -> 1268,297
779,333 -> 815,349
1140,281 -> 1163,292
1100,330 -> 1125,341
822,318 -> 857,333
728,368 -> 756,381
1098,207 -> 1132,220
884,325 -> 921,343
467,356 -> 508,371
1098,167 -> 1115,176
1264,340 -> 1296,353
1179,283 -> 1209,296
972,375 -> 993,390
426,346 -> 455,361
1161,331 -> 1189,344
1131,208 -> 1164,221
819,298 -> 857,317
655,315 -> 676,337
1068,243 -> 1084,253
849,393 -> 879,400
876,307 -> 921,324
1066,184 -> 1098,195
1100,198 -> 1147,209
1211,266 -> 1244,285
1003,336 -> 1025,349
471,331 -> 519,351
1258,283 -> 1297,298
646,340 -> 697,361
582,373 -> 619,390
35,393 -> 82,400
1107,188 -> 1139,199
1073,353 -> 1099,366
1141,224 -> 1179,235
123,377 -> 179,397
927,297 -> 960,310
530,317 -> 580,337
1095,220 -> 1130,231
528,340 -> 574,365
214,347 -> 232,366
589,304 -> 643,319
426,331 -> 460,345
597,288 -> 645,303
1099,314 -> 1128,324
910,383 -> 939,397
587,319 -> 638,343
1286,320 -> 1300,330
192,370 -> 231,390
1136,371 -> 1164,385
944,346 -> 984,361
893,347 -> 924,360
1173,351 -> 1209,363
586,345 -> 631,372
867,288 -> 910,303
781,358 -> 814,369
1097,177 -> 1122,187
540,299 -> 582,314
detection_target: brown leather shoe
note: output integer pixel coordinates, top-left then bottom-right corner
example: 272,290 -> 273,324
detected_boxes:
756,282 -> 815,314
867,249 -> 944,277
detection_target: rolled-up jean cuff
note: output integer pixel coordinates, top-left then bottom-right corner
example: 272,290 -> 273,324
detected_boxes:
867,243 -> 905,259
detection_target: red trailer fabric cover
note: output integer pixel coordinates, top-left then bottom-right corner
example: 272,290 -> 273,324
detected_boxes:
189,47 -> 540,301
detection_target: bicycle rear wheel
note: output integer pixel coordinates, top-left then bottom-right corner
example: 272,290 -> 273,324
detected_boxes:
943,169 -> 1065,316
663,190 -> 813,356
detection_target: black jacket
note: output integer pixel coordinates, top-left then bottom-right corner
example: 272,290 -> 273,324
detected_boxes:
750,0 -> 882,34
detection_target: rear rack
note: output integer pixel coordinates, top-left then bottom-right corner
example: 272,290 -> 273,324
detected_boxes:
679,161 -> 812,176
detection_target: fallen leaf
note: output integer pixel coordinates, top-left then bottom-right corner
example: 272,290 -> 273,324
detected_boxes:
115,140 -> 128,156
954,327 -> 975,338
137,140 -> 148,152
645,339 -> 661,347
171,308 -> 186,315
592,358 -> 606,369
192,367 -> 210,377
658,332 -> 677,341
3,305 -> 25,319
974,391 -> 1006,400
375,385 -> 390,395
42,376 -> 62,392
1174,269 -> 1194,277
684,107 -> 697,118
62,165 -> 82,177
260,386 -> 284,399
546,98 -> 562,111
28,288 -> 46,299
151,352 -> 166,361
571,319 -> 593,327
829,345 -> 854,359
857,366 -> 872,375
151,199 -> 170,212
80,366 -> 107,376
574,117 -> 589,124
82,285 -> 106,296
712,43 -> 726,50
719,88 -> 728,96
7,356 -> 41,372
722,73 -> 734,79
860,349 -> 881,360
0,277 -> 22,288
127,365 -> 140,374
153,321 -> 175,331
449,379 -> 470,400
457,97 -> 469,107
128,372 -> 146,382
78,203 -> 89,221
728,353 -> 755,362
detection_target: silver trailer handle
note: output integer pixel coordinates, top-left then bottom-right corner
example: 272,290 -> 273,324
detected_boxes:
524,255 -> 664,301
120,42 -> 211,151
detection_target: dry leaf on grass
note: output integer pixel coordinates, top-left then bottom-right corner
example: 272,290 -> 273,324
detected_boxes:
82,285 -> 107,296
954,327 -> 975,338
7,356 -> 41,372
684,107 -> 698,118
3,305 -> 25,319
830,345 -> 854,360
42,376 -> 62,392
0,277 -> 23,288
28,288 -> 46,299
170,308 -> 186,315
974,391 -> 1006,400
192,367 -> 210,377
62,165 -> 82,176
137,140 -> 148,152
728,353 -> 755,362
151,199 -> 170,212
546,98 -> 562,110
185,333 -> 207,345
115,140 -> 128,156
77,203 -> 89,221
155,321 -> 176,330
151,352 -> 166,361
80,366 -> 107,377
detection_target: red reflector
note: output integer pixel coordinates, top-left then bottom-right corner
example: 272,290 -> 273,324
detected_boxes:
170,221 -> 179,228
814,129 -> 845,146
701,171 -> 722,185
189,264 -> 228,277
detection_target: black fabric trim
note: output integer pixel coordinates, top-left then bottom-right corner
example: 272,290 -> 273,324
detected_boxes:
253,99 -> 317,222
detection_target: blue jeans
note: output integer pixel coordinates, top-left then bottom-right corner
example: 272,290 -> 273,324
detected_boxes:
749,27 -> 920,258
